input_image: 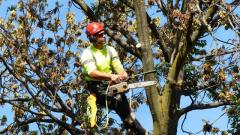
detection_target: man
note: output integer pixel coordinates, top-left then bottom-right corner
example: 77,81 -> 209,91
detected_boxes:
81,22 -> 147,134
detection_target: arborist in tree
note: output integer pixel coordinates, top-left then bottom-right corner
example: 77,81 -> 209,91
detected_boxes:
81,22 -> 147,134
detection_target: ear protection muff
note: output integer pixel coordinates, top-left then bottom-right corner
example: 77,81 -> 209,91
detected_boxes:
88,35 -> 97,42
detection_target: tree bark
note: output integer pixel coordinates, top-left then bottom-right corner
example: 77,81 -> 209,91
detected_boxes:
134,0 -> 180,135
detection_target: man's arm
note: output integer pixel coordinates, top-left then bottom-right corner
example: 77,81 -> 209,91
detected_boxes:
108,47 -> 129,81
89,70 -> 123,83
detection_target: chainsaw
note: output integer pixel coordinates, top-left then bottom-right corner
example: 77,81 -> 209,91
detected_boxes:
108,81 -> 157,95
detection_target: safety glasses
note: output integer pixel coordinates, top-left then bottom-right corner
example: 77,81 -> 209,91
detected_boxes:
95,31 -> 105,37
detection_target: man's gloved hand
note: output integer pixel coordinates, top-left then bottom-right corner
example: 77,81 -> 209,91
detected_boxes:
119,72 -> 128,81
110,72 -> 128,84
110,74 -> 122,83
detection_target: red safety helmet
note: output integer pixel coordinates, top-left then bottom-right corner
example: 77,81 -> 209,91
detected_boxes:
86,22 -> 104,36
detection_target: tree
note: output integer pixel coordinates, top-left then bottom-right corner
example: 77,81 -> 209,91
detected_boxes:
0,0 -> 89,134
0,0 -> 239,135
73,0 -> 239,134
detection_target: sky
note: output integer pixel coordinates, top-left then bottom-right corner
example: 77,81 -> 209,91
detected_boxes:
0,0 -> 239,134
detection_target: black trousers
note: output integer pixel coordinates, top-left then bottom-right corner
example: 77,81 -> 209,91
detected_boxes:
86,81 -> 146,135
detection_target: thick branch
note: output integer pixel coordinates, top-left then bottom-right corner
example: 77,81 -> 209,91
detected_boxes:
155,0 -> 167,15
167,14 -> 194,83
181,0 -> 187,12
72,0 -> 97,21
179,101 -> 234,116
120,0 -> 170,62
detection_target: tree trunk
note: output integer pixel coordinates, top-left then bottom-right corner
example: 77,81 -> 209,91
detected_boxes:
134,0 -> 180,135
160,83 -> 180,135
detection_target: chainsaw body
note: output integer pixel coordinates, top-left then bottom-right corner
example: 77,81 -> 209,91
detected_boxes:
108,81 -> 156,95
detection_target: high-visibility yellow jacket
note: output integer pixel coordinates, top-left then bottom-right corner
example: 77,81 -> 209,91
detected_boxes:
81,44 -> 125,127
81,44 -> 125,81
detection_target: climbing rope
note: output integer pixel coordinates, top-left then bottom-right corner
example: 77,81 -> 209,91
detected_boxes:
91,82 -> 111,129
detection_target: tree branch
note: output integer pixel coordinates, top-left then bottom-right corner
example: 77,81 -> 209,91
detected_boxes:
0,118 -> 84,134
106,28 -> 141,58
1,97 -> 31,102
155,0 -> 167,15
209,2 -> 240,36
174,0 -> 180,9
0,55 -> 78,133
1,22 -> 76,124
193,47 -> 240,61
189,2 -> 219,45
107,23 -> 137,45
72,0 -> 97,21
24,58 -> 75,118
179,101 -> 234,116
7,100 -> 46,116
120,0 -> 170,62
180,82 -> 220,96
230,0 -> 240,5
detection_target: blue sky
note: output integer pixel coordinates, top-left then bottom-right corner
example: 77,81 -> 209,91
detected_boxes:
0,0 -> 239,134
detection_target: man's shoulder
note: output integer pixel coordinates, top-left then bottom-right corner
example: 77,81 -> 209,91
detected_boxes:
81,47 -> 92,57
83,45 -> 93,52
106,45 -> 118,56
106,45 -> 117,53
106,45 -> 115,50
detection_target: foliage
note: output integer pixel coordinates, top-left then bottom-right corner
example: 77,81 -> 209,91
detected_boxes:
0,0 -> 239,134
0,0 -> 90,134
